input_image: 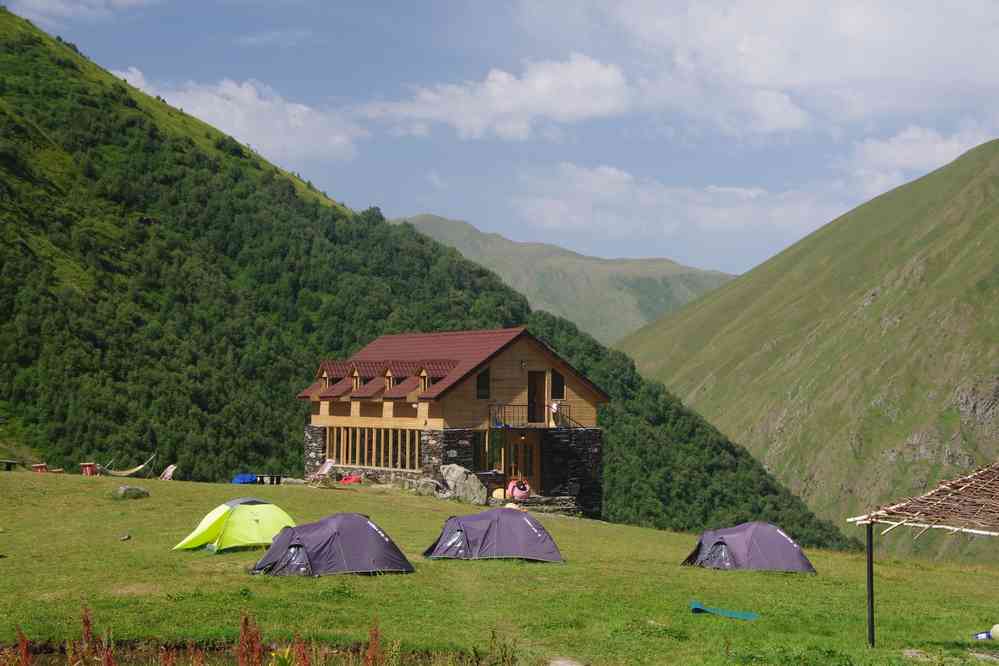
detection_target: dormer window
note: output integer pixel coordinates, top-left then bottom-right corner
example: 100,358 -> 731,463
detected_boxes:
352,372 -> 361,391
420,372 -> 431,392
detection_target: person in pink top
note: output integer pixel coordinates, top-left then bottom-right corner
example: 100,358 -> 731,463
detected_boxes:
507,477 -> 531,500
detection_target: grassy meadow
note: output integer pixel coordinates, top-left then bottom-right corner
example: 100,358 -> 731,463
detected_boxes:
1,473 -> 998,664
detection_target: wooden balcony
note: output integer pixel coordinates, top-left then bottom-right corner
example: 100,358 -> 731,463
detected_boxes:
489,403 -> 577,429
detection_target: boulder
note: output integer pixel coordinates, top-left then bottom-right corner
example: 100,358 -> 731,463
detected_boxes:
111,485 -> 149,500
439,464 -> 488,506
405,478 -> 440,497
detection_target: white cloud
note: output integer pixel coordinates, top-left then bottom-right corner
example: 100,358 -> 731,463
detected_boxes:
519,1 -> 999,135
849,125 -> 993,197
364,53 -> 631,140
514,162 -> 845,238
11,0 -> 156,24
235,29 -> 311,48
112,67 -> 366,165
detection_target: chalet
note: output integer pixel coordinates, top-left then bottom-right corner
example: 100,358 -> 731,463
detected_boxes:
297,327 -> 609,514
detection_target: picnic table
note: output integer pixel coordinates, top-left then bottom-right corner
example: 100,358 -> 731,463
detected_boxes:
0,459 -> 17,471
255,474 -> 282,485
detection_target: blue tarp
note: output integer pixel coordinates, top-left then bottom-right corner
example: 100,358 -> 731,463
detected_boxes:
231,473 -> 257,484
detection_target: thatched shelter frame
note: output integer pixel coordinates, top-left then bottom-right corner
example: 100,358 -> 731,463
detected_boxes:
846,462 -> 999,647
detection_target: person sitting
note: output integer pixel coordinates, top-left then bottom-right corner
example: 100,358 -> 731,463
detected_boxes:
511,478 -> 531,500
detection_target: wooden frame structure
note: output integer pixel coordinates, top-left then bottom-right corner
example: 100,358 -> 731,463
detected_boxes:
847,462 -> 999,647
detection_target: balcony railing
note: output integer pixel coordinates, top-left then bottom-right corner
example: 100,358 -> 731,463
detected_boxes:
489,403 -> 575,428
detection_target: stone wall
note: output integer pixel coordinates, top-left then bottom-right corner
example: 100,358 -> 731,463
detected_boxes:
420,428 -> 477,479
327,465 -> 424,485
303,425 -> 327,478
541,428 -> 603,517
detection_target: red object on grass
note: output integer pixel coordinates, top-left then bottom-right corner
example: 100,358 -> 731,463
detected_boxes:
80,462 -> 97,476
339,474 -> 362,485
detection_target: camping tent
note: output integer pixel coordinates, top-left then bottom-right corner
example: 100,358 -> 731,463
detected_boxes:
251,513 -> 414,576
173,498 -> 295,553
423,508 -> 563,562
682,521 -> 815,573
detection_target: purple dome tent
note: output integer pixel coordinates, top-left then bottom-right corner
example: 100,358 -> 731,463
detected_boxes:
251,513 -> 414,576
423,508 -> 563,562
682,521 -> 815,573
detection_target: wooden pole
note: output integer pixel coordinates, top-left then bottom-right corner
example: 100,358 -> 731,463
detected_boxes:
866,521 -> 875,648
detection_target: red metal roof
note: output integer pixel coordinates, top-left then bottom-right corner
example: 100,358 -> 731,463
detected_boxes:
296,380 -> 323,401
352,377 -> 386,399
317,360 -> 352,379
420,359 -> 459,378
299,326 -> 609,403
350,360 -> 386,378
385,360 -> 423,377
318,376 -> 353,399
383,376 -> 421,400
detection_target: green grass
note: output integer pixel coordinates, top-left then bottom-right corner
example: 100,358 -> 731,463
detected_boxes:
2,474 -> 998,664
394,215 -> 731,345
621,140 -> 999,560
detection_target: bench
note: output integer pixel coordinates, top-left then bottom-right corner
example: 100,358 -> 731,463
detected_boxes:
255,474 -> 283,485
0,459 -> 17,472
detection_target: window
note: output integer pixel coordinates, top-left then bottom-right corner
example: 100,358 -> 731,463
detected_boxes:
551,370 -> 565,400
476,368 -> 490,399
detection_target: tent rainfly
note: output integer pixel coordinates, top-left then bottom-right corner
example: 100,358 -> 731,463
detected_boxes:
847,462 -> 999,647
423,508 -> 563,562
251,513 -> 414,576
173,498 -> 295,553
682,521 -> 816,573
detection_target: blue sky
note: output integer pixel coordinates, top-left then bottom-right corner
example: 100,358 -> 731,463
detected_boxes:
13,1 -> 999,273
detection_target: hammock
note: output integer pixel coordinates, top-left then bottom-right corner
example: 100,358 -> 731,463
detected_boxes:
98,453 -> 156,477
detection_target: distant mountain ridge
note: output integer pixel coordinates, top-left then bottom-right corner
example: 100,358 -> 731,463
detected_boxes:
395,214 -> 732,344
622,140 -> 999,559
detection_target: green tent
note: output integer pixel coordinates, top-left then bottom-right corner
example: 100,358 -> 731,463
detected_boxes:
173,498 -> 295,553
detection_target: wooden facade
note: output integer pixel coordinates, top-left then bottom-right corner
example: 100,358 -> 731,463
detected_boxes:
299,327 -> 608,496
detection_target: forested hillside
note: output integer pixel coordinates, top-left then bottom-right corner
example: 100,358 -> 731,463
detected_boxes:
0,9 -> 854,549
395,214 -> 731,344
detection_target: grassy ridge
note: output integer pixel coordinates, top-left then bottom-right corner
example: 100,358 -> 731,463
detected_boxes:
1,473 -> 998,665
396,215 -> 731,345
622,141 -> 999,559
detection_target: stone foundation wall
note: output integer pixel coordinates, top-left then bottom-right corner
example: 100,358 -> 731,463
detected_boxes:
303,425 -> 327,478
541,428 -> 603,517
419,428 -> 477,479
326,465 -> 424,485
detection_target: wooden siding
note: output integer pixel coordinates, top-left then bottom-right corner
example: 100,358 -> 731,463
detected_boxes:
439,337 -> 601,429
309,336 -> 602,431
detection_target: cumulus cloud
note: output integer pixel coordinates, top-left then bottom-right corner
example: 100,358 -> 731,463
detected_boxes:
519,1 -> 999,135
849,125 -> 993,197
10,0 -> 156,24
112,67 -> 366,164
364,53 -> 631,140
514,162 -> 845,238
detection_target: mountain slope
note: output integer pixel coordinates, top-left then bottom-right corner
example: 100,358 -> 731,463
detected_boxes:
0,8 -> 852,549
396,214 -> 731,344
623,141 -> 999,557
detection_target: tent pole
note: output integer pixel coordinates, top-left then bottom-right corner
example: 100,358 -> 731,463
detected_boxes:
866,521 -> 875,648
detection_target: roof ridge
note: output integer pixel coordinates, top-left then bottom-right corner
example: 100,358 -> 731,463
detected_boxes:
373,326 -> 526,339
